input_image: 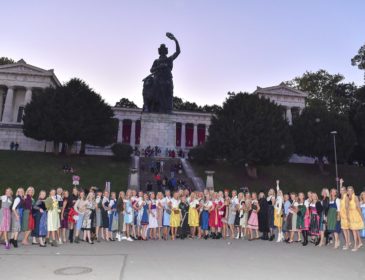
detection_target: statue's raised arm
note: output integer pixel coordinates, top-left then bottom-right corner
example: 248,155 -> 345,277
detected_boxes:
166,32 -> 180,60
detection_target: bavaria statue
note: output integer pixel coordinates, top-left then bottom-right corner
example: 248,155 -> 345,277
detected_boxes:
142,32 -> 181,114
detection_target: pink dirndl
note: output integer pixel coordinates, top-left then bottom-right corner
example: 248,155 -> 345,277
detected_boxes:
0,208 -> 11,232
247,211 -> 259,230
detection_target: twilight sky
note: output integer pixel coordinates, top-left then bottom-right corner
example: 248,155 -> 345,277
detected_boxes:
2,0 -> 365,107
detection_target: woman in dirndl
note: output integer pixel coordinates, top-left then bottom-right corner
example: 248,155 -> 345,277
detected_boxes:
32,190 -> 47,247
46,189 -> 60,247
124,190 -> 134,241
60,190 -> 71,243
179,195 -> 190,239
309,193 -> 322,245
116,191 -> 125,241
67,187 -> 79,243
22,187 -> 35,245
274,190 -> 283,242
82,192 -> 96,244
247,192 -> 260,241
318,188 -> 330,247
170,192 -> 181,240
296,192 -> 307,245
148,192 -> 158,240
140,193 -> 149,240
0,188 -> 13,249
201,194 -> 212,240
11,188 -> 24,248
326,188 -> 341,249
156,192 -> 164,239
188,192 -> 199,239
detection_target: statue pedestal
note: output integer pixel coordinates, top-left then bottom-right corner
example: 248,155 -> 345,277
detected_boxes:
205,170 -> 215,191
140,112 -> 176,151
129,168 -> 139,190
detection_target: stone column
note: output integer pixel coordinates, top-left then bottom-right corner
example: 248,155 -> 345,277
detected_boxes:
24,87 -> 32,104
205,170 -> 215,191
0,91 -> 4,121
193,123 -> 198,147
130,120 -> 136,147
286,107 -> 292,125
2,87 -> 14,123
181,123 -> 186,149
117,119 -> 124,143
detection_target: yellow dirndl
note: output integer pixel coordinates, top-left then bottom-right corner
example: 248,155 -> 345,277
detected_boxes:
340,197 -> 349,230
348,198 -> 364,230
274,208 -> 283,228
170,208 -> 181,227
188,207 -> 199,227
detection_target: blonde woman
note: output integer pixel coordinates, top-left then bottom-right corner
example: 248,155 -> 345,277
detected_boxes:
339,183 -> 350,250
0,188 -> 13,249
46,189 -> 60,247
188,192 -> 199,239
74,190 -> 87,243
318,188 -> 330,247
274,190 -> 284,242
82,192 -> 96,244
347,186 -> 364,252
32,190 -> 47,247
10,188 -> 24,248
169,191 -> 181,240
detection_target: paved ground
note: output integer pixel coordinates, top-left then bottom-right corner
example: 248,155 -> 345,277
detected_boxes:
0,238 -> 364,280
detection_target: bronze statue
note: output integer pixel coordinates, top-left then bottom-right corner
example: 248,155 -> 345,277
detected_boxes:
143,32 -> 180,113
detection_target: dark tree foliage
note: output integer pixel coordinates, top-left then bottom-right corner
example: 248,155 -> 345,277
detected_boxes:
173,96 -> 221,114
205,93 -> 294,165
111,143 -> 133,161
351,43 -> 365,83
291,104 -> 356,164
349,86 -> 365,161
0,57 -> 15,65
287,69 -> 358,115
115,98 -> 138,108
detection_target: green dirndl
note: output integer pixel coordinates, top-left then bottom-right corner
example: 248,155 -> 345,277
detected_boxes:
327,201 -> 340,233
21,209 -> 30,232
296,204 -> 306,230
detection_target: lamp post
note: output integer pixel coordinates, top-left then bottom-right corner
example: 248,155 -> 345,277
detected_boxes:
331,131 -> 339,191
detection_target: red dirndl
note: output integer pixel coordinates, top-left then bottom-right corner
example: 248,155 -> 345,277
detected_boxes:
68,208 -> 77,224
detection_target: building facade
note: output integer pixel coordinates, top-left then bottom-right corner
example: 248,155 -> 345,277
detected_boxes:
0,60 -> 60,151
254,82 -> 308,125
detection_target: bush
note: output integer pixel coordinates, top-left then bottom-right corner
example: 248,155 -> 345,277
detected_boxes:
111,143 -> 133,161
188,145 -> 212,164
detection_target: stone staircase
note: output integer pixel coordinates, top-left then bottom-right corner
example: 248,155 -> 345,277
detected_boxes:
139,157 -> 196,192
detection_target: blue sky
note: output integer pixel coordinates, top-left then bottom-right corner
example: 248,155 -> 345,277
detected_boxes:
2,0 -> 364,107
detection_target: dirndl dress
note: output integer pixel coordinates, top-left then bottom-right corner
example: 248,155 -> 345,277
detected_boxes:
124,200 -> 133,224
170,208 -> 181,227
163,208 -> 171,227
327,200 -> 340,233
309,205 -> 320,236
0,197 -> 11,232
47,200 -> 60,232
141,204 -> 149,226
201,210 -> 209,230
148,203 -> 158,228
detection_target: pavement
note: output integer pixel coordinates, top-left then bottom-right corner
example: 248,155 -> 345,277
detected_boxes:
0,238 -> 364,280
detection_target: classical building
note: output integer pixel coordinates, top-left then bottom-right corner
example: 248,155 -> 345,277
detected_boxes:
0,59 -> 61,151
254,82 -> 308,125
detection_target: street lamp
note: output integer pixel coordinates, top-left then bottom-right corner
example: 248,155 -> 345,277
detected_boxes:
331,131 -> 339,191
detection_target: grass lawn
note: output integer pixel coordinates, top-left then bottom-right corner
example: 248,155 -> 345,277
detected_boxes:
192,161 -> 365,194
0,150 -> 130,194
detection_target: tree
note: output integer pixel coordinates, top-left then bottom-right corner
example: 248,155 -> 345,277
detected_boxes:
111,143 -> 133,161
23,78 -> 117,155
115,98 -> 138,108
351,43 -> 365,83
59,78 -> 117,155
0,57 -> 15,65
287,70 -> 357,115
23,87 -> 61,153
349,86 -> 365,162
291,104 -> 356,171
205,93 -> 294,171
173,96 -> 222,113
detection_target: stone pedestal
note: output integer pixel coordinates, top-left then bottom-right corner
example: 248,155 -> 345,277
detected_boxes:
140,112 -> 176,150
205,170 -> 215,191
129,168 -> 139,190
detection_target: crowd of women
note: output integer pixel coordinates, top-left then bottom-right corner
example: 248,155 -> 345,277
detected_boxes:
0,179 -> 364,252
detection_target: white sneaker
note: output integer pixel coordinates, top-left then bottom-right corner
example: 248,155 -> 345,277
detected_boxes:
121,236 -> 127,240
127,237 -> 134,242
58,239 -> 63,245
